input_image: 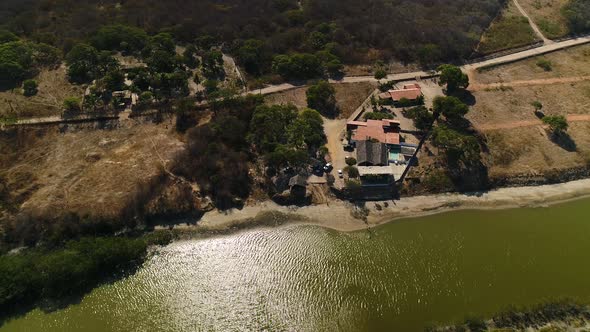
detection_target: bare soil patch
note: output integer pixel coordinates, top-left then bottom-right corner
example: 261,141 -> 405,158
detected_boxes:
264,82 -> 376,119
0,66 -> 85,119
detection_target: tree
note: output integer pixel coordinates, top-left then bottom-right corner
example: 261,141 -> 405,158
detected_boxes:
272,53 -> 324,81
103,70 -> 125,91
433,96 -> 469,121
248,104 -> 298,152
404,106 -> 434,131
287,108 -> 326,150
91,25 -> 148,54
437,64 -> 469,93
364,112 -> 393,120
182,45 -> 199,69
374,68 -> 387,80
306,80 -> 337,117
345,166 -> 359,178
63,97 -> 81,113
66,43 -> 99,83
237,39 -> 268,75
542,115 -> 568,135
0,30 -> 19,44
22,79 -> 38,96
431,124 -> 480,164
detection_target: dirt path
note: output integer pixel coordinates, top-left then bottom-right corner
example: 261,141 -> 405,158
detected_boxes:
323,118 -> 348,188
470,75 -> 590,91
512,0 -> 553,44
477,114 -> 590,131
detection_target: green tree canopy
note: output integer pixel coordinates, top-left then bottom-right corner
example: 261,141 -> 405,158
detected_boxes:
437,64 -> 469,93
22,79 -> 38,96
287,108 -> 326,150
91,25 -> 149,54
248,104 -> 298,152
237,39 -> 269,75
431,124 -> 480,164
66,43 -> 100,83
0,29 -> 18,44
542,115 -> 568,135
306,80 -> 337,117
433,96 -> 469,121
272,53 -> 324,81
404,106 -> 434,130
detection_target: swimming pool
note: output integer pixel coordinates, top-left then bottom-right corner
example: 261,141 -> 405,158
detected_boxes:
389,147 -> 401,161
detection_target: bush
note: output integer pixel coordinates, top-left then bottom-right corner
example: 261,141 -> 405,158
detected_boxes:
542,115 -> 568,135
306,80 -> 337,117
364,111 -> 394,120
531,100 -> 543,110
374,68 -> 387,80
536,58 -> 552,71
22,79 -> 38,96
63,97 -> 82,112
345,157 -> 357,166
344,166 -> 359,178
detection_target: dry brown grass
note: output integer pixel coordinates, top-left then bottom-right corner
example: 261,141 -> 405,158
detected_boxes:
475,44 -> 590,83
470,79 -> 590,177
264,82 -> 376,119
0,66 -> 85,119
518,0 -> 569,38
0,120 -> 184,219
469,81 -> 590,127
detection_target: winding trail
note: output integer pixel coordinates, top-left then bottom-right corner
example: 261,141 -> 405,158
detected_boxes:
512,0 -> 552,44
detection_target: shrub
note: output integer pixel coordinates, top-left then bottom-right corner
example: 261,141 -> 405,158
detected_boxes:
374,68 -> 387,80
531,100 -> 543,110
345,157 -> 357,166
542,115 -> 568,135
364,111 -> 394,120
63,97 -> 82,112
536,58 -> 552,71
345,166 -> 359,178
22,79 -> 38,96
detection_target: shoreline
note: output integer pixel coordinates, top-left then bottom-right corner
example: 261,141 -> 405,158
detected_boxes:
163,178 -> 590,235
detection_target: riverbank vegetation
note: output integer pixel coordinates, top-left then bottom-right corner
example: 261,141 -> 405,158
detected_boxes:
0,232 -> 173,321
429,300 -> 590,331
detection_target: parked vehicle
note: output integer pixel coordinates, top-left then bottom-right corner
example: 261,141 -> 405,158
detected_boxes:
324,163 -> 333,172
338,169 -> 343,178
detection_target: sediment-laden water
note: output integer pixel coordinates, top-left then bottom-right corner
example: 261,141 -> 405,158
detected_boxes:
3,198 -> 590,331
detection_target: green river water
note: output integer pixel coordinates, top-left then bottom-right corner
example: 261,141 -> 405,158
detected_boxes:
2,198 -> 590,331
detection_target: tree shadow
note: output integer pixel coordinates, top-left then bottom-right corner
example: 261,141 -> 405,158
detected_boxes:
449,89 -> 476,106
551,132 -> 577,152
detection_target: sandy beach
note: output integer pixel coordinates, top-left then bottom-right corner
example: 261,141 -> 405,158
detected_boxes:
167,178 -> 590,234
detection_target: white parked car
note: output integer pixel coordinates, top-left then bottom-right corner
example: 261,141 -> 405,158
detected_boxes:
338,169 -> 343,178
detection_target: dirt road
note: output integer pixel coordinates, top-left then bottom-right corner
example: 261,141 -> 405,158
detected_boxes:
323,118 -> 348,188
470,75 -> 590,91
477,114 -> 590,131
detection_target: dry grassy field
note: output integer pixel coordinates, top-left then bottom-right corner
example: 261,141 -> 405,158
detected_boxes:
0,120 -> 184,219
477,0 -> 539,54
469,80 -> 590,178
265,82 -> 376,119
0,66 -> 84,119
475,44 -> 590,83
518,0 -> 570,38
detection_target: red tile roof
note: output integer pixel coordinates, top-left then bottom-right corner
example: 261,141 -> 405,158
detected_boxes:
382,83 -> 422,102
349,119 -> 400,145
